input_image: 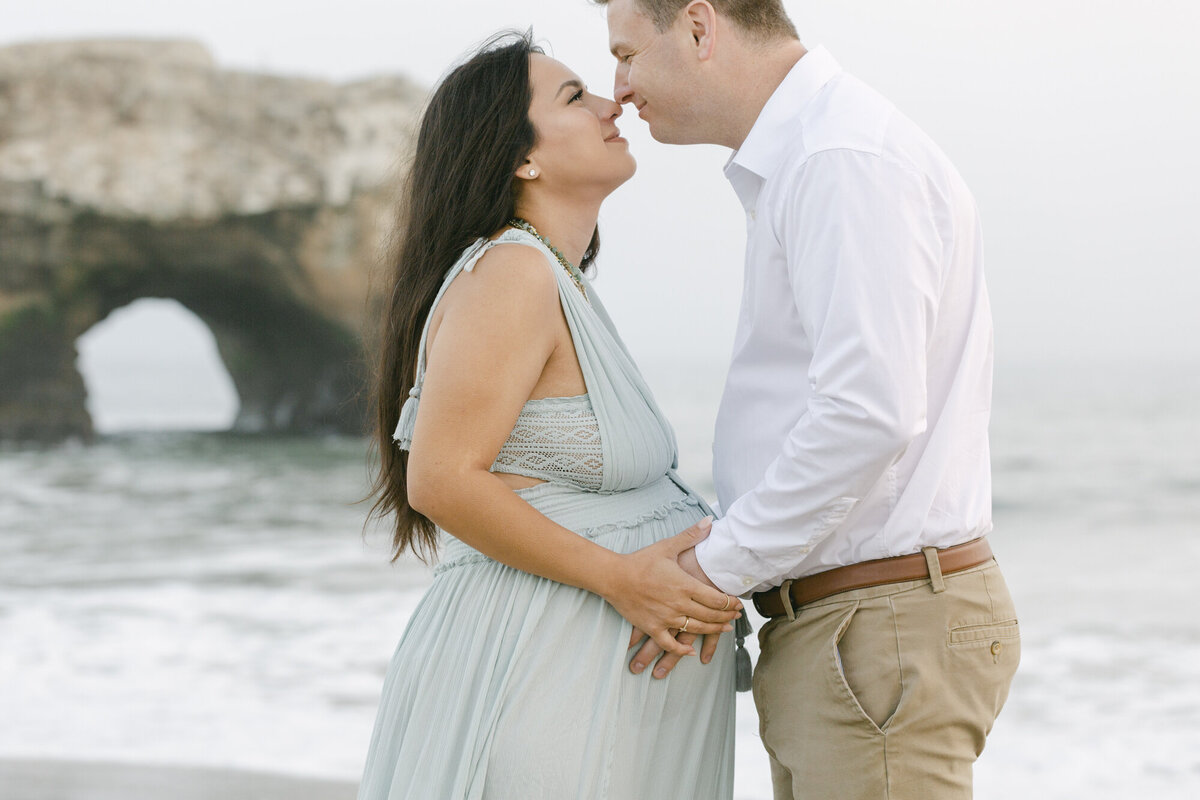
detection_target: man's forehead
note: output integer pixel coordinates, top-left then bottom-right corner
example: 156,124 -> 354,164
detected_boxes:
605,0 -> 653,50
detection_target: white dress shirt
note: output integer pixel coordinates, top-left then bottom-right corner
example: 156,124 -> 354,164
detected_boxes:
694,46 -> 994,596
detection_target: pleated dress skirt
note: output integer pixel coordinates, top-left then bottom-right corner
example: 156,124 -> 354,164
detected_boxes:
356,475 -> 737,800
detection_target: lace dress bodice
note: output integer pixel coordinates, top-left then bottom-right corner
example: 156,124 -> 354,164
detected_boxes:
489,394 -> 603,490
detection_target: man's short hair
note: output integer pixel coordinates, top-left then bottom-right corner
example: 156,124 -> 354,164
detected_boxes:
596,0 -> 799,40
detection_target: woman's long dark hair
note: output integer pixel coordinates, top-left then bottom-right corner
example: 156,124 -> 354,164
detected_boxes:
368,31 -> 600,563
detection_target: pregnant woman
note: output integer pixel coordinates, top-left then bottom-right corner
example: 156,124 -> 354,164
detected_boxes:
358,32 -> 739,800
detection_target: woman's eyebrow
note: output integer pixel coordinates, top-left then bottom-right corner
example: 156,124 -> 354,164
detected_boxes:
556,79 -> 584,99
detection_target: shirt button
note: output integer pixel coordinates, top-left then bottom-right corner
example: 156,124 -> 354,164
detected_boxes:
741,577 -> 754,587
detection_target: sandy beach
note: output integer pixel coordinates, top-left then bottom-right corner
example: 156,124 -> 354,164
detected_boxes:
0,759 -> 356,800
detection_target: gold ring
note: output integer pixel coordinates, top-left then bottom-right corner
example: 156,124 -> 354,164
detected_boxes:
721,595 -> 732,611
681,616 -> 690,634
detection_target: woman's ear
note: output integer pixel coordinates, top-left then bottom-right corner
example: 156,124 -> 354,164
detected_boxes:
516,158 -> 542,182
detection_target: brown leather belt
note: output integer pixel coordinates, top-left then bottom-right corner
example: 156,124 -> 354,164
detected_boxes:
752,537 -> 993,619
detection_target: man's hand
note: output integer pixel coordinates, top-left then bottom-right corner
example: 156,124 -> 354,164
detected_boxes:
678,544 -> 720,590
629,543 -> 737,678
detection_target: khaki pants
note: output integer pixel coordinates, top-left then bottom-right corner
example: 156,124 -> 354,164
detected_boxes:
753,556 -> 1019,799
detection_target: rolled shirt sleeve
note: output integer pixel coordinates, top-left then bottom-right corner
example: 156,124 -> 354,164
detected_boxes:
695,150 -> 943,595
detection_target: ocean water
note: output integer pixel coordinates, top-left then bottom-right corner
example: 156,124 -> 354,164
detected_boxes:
1,358 -> 1198,799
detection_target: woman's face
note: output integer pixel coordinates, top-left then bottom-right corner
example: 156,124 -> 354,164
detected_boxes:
522,53 -> 635,198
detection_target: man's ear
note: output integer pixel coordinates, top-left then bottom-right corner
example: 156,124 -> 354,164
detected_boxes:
684,0 -> 718,61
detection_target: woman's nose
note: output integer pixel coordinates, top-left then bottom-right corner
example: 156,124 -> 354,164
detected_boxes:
586,92 -> 622,120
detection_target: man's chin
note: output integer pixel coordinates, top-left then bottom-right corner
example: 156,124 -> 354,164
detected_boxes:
647,124 -> 677,145
648,123 -> 702,146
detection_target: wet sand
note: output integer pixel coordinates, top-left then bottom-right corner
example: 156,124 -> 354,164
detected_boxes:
0,759 -> 357,800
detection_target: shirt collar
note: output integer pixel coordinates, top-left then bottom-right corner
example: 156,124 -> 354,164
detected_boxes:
724,45 -> 843,184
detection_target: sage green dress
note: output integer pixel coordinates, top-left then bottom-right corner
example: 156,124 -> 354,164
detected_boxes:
357,229 -> 736,800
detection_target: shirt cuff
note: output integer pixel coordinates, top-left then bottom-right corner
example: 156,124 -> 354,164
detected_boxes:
694,518 -> 775,597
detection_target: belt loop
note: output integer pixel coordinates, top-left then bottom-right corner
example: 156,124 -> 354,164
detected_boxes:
779,579 -> 796,621
922,547 -> 946,594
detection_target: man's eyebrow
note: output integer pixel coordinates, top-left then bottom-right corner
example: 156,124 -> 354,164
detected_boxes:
556,79 -> 584,99
609,41 -> 627,58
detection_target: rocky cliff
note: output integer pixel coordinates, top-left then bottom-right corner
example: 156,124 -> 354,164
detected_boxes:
0,39 -> 424,440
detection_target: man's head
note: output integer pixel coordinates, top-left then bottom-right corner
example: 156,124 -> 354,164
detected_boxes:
598,0 -> 800,145
604,0 -> 797,38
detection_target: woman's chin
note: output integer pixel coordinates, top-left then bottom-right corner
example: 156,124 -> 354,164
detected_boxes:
589,157 -> 638,200
614,155 -> 638,186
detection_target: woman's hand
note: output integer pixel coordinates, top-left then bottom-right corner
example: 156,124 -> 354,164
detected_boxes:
599,517 -> 742,658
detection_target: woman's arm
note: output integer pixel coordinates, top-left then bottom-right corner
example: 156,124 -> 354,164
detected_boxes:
406,244 -> 739,656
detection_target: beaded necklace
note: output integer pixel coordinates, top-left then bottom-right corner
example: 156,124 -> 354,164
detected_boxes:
507,218 -> 589,301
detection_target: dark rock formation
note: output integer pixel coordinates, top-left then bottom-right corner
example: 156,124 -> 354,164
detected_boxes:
0,39 -> 423,441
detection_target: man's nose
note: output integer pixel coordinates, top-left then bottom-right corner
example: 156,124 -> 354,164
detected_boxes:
613,64 -> 634,106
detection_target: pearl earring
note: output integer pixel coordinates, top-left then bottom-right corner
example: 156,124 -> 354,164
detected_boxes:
529,169 -> 538,178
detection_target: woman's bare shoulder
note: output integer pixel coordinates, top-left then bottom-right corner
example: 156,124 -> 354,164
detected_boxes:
432,241 -> 561,345
444,241 -> 558,313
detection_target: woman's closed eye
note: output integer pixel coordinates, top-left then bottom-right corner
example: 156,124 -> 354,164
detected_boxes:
569,88 -> 585,104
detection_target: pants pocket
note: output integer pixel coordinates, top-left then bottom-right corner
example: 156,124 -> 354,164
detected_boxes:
947,618 -> 1020,649
831,601 -> 904,734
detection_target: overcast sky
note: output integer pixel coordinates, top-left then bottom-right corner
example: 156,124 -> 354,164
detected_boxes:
6,0 -> 1200,370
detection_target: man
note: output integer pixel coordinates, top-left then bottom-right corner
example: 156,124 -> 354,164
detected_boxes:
598,1 -> 1020,797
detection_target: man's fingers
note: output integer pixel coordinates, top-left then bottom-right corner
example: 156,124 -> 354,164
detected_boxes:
631,628 -> 723,677
628,626 -> 647,649
652,632 -> 697,679
629,637 -> 665,674
650,628 -> 694,659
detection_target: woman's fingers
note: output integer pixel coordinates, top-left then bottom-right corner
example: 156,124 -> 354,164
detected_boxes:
672,613 -> 734,637
691,581 -> 742,613
684,599 -> 742,626
661,516 -> 713,555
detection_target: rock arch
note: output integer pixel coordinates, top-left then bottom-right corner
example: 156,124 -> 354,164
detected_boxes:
76,298 -> 239,431
0,40 -> 423,441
